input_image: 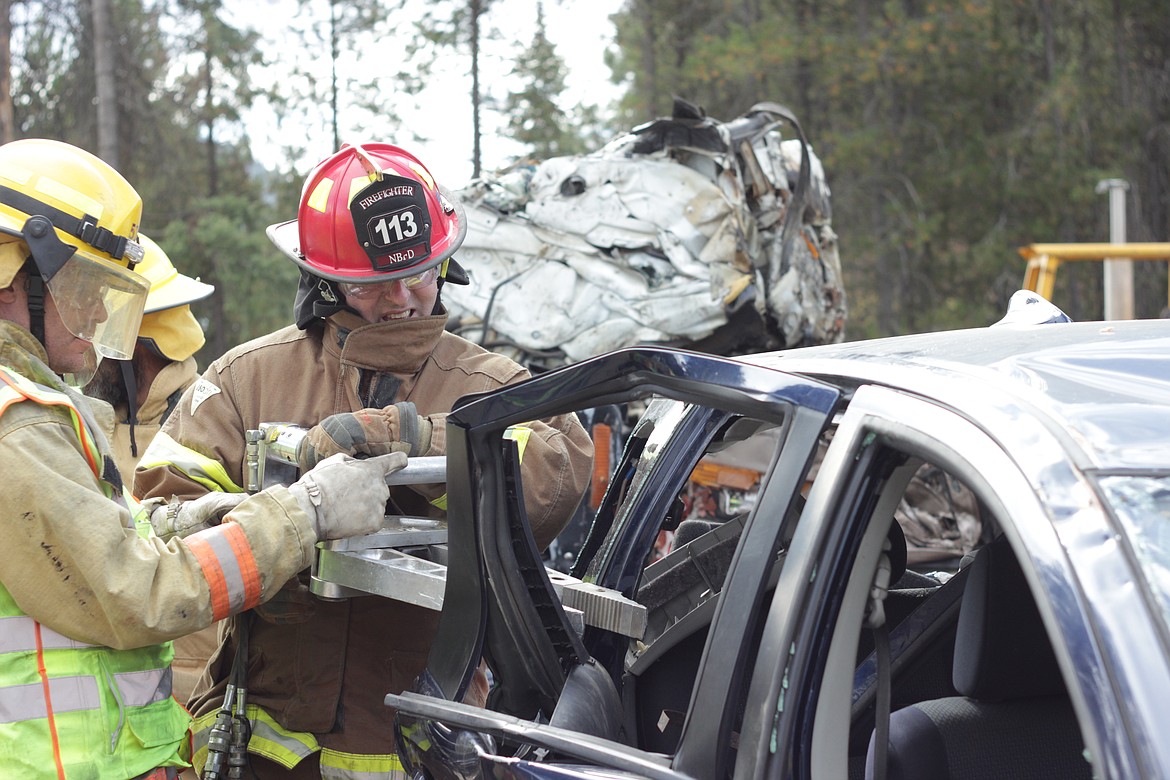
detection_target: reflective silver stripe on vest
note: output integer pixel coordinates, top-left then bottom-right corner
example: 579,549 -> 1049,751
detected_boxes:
0,616 -> 100,654
0,675 -> 101,723
115,667 -> 173,707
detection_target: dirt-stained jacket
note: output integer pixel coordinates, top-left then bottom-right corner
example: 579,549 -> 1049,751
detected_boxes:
134,309 -> 593,755
0,320 -> 318,650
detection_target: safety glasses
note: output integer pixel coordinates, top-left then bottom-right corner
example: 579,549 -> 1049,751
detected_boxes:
338,265 -> 441,299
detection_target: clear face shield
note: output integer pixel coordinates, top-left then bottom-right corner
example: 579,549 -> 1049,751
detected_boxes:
46,247 -> 149,360
1,218 -> 149,385
48,248 -> 149,386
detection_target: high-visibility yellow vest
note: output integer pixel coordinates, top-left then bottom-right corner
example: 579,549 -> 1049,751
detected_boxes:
0,365 -> 191,778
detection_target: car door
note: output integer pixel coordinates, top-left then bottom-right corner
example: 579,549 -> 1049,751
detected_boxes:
388,347 -> 842,779
737,382 -> 1136,780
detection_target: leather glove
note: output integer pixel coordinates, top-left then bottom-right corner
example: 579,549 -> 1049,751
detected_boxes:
297,402 -> 433,469
149,492 -> 248,540
287,451 -> 407,540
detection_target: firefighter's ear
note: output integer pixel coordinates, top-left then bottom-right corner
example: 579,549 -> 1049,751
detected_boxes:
0,268 -> 27,301
0,272 -> 29,324
0,277 -> 21,303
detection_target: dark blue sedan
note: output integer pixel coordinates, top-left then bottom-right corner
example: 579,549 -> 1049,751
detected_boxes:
381,318 -> 1170,780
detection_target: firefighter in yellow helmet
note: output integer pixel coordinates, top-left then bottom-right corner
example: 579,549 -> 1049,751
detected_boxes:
82,234 -> 223,707
86,233 -> 216,478
0,138 -> 409,779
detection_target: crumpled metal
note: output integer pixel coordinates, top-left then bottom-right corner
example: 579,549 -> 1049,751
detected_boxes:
445,103 -> 848,369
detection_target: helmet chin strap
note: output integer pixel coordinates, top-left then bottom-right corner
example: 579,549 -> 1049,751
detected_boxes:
119,359 -> 140,457
23,258 -> 47,348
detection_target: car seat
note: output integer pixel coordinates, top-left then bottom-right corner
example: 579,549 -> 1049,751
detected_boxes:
865,534 -> 1091,779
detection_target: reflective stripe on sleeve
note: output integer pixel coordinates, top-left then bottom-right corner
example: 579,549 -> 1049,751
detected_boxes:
0,676 -> 101,723
137,430 -> 244,494
183,523 -> 262,620
319,748 -> 406,780
0,617 -> 100,653
190,706 -> 407,778
502,424 -> 533,460
191,704 -> 318,770
426,425 -> 534,513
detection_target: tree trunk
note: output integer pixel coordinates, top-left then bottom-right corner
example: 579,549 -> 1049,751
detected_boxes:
641,0 -> 659,117
92,0 -> 118,164
471,0 -> 482,179
204,43 -> 217,196
330,0 -> 339,152
0,0 -> 13,143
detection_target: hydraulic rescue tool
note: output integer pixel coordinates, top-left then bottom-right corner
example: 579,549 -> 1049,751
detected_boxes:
201,423 -> 644,778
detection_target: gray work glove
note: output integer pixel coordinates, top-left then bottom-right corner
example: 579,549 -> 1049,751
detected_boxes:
148,492 -> 249,541
297,402 -> 433,470
287,451 -> 408,540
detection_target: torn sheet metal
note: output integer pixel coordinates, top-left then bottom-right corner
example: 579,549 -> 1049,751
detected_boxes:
446,99 -> 847,368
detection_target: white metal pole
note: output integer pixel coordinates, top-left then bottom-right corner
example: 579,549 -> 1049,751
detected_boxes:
1095,178 -> 1133,320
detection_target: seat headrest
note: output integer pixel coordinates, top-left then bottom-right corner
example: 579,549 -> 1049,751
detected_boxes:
952,535 -> 1065,701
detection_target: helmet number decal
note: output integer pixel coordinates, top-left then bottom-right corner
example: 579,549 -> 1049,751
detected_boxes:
350,173 -> 433,271
371,208 -> 418,245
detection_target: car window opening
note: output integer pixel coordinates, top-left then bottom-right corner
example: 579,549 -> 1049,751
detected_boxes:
828,444 -> 1089,780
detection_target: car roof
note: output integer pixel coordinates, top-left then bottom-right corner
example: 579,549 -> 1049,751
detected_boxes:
742,319 -> 1170,471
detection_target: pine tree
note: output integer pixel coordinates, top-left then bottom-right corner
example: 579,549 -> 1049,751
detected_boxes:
170,0 -> 262,197
278,0 -> 400,156
0,0 -> 10,143
504,2 -> 575,159
404,0 -> 501,179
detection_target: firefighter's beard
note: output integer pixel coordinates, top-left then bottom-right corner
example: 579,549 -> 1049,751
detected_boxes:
83,355 -> 130,407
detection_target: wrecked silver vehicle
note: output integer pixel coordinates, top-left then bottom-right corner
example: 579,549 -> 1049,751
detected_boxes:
445,100 -> 847,369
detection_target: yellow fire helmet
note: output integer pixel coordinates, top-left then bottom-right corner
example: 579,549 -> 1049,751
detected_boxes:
0,139 -> 149,382
135,234 -> 214,362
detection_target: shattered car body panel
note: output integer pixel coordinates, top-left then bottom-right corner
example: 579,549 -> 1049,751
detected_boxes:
385,320 -> 1170,780
446,101 -> 846,368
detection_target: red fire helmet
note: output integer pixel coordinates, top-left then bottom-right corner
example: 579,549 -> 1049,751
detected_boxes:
267,142 -> 467,283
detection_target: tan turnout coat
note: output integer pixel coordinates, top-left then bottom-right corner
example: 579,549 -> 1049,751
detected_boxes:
135,309 -> 593,757
0,320 -> 317,650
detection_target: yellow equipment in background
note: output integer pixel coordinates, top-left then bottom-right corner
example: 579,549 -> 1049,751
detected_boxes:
1020,242 -> 1170,317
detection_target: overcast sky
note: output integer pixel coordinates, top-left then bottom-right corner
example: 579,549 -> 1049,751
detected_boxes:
226,0 -> 625,188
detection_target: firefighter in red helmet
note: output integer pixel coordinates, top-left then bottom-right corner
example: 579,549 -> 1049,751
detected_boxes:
135,143 -> 593,779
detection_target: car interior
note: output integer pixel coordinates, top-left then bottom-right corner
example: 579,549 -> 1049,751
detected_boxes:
392,384 -> 1097,780
814,438 -> 1095,780
863,532 -> 1090,780
547,406 -> 958,761
580,404 -> 1094,779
